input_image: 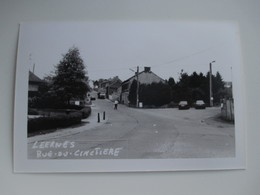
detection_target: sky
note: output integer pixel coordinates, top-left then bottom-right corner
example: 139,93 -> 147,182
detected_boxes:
18,21 -> 241,83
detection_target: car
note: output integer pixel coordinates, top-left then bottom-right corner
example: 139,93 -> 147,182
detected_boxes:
194,100 -> 206,109
178,101 -> 190,110
98,92 -> 106,99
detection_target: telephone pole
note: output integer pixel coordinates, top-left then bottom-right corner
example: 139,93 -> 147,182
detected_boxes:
129,66 -> 140,108
209,61 -> 215,107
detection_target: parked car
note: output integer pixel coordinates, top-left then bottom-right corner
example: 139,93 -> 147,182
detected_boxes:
98,92 -> 106,99
194,100 -> 206,109
178,101 -> 190,110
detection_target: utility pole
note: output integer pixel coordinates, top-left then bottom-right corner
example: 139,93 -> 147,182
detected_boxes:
136,66 -> 139,108
230,66 -> 233,98
129,66 -> 140,108
209,61 -> 215,107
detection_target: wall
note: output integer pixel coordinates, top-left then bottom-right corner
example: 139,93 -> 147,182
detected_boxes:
221,99 -> 235,122
0,0 -> 260,195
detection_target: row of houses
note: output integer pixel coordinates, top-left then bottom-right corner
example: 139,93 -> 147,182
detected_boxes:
94,76 -> 122,100
29,66 -> 165,108
29,67 -> 234,108
96,67 -> 165,105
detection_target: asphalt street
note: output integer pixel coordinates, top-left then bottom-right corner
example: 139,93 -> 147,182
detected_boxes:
28,98 -> 235,159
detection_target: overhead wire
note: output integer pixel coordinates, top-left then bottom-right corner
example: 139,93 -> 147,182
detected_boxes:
88,41 -> 229,74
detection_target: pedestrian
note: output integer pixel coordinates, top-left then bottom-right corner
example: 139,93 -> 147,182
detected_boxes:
114,100 -> 119,110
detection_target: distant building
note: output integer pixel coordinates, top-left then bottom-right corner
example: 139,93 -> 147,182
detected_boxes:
120,67 -> 165,105
224,81 -> 232,88
106,77 -> 122,100
28,71 -> 43,98
97,76 -> 122,100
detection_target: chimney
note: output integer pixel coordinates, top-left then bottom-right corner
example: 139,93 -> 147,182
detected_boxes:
144,67 -> 151,72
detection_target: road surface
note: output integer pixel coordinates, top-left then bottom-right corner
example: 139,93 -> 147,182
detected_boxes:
28,99 -> 235,159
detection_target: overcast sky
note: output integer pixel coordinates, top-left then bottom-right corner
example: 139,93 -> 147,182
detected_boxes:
19,21 -> 241,83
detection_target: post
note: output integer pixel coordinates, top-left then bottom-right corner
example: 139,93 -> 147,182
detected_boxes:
209,61 -> 215,107
103,111 -> 105,120
97,113 -> 100,123
209,63 -> 212,107
136,66 -> 139,108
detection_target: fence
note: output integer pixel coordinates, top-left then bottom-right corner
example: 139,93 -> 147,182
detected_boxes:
221,98 -> 234,122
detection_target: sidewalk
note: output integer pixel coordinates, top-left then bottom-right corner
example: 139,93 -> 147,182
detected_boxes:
28,103 -> 107,143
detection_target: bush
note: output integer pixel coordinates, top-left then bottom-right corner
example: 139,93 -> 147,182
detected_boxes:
81,106 -> 91,119
29,90 -> 87,110
128,81 -> 172,107
167,101 -> 178,108
28,108 -> 39,115
28,112 -> 82,134
139,82 -> 172,107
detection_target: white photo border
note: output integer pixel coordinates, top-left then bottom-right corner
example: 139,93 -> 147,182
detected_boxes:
14,21 -> 246,173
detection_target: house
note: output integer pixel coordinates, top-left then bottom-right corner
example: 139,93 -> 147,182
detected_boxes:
97,76 -> 122,100
120,67 -> 165,105
28,71 -> 43,98
106,77 -> 122,100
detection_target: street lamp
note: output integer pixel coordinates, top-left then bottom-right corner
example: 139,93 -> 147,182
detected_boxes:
209,61 -> 215,107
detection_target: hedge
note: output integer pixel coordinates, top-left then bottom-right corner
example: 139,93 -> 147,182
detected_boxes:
129,81 -> 172,107
28,108 -> 39,115
81,106 -> 91,119
28,112 -> 82,134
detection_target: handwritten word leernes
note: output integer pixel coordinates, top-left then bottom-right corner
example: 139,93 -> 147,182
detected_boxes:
32,141 -> 75,149
30,141 -> 124,159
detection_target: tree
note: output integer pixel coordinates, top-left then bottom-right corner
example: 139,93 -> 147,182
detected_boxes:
52,47 -> 89,105
174,70 -> 192,103
213,72 -> 225,92
172,70 -> 226,105
212,71 -> 225,103
190,72 -> 200,88
168,77 -> 175,88
128,79 -> 138,106
168,77 -> 176,102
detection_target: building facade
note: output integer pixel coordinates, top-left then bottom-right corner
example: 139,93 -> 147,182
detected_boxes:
120,67 -> 165,105
97,76 -> 122,100
28,71 -> 43,98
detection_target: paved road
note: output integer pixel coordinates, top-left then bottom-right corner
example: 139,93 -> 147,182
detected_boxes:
28,99 -> 235,159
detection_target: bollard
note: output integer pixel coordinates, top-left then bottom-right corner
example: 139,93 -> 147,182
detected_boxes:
97,113 -> 100,123
103,111 -> 106,120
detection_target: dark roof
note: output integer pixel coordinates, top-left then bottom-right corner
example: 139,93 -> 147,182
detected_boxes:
29,71 -> 43,83
100,77 -> 122,87
122,70 -> 164,84
122,71 -> 144,84
109,79 -> 122,88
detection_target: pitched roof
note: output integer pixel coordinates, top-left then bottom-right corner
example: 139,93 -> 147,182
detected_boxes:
122,70 -> 164,84
100,77 -> 122,87
122,71 -> 143,84
29,71 -> 43,83
109,79 -> 122,88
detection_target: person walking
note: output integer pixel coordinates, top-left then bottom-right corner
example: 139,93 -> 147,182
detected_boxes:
114,100 -> 119,110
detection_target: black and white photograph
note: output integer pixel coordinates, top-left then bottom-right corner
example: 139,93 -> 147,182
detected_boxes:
14,21 -> 245,172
